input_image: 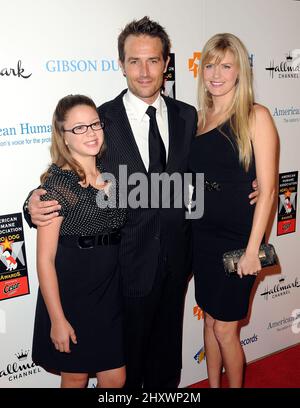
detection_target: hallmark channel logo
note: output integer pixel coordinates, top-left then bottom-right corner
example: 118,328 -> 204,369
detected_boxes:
265,50 -> 300,79
260,276 -> 300,301
0,348 -> 41,383
15,349 -> 29,361
0,60 -> 32,79
273,106 -> 300,123
45,59 -> 120,73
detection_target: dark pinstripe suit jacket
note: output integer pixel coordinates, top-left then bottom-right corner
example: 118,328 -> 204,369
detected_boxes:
98,90 -> 198,297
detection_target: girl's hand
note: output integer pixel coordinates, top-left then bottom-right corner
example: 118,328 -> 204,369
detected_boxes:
50,318 -> 77,353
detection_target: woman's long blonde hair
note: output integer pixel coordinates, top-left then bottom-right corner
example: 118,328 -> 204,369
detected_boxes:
198,33 -> 254,171
41,94 -> 105,184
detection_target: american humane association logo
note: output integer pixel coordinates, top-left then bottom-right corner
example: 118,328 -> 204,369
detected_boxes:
0,123 -> 52,148
273,106 -> 300,123
0,123 -> 52,137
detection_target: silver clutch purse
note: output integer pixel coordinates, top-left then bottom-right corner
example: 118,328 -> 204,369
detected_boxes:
223,243 -> 278,275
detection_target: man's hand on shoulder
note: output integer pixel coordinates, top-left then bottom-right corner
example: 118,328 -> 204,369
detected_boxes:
29,189 -> 61,227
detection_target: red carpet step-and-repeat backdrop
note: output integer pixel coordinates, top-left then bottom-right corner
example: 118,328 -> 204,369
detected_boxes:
0,0 -> 299,387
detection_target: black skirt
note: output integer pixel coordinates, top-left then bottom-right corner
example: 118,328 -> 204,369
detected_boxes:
32,242 -> 124,373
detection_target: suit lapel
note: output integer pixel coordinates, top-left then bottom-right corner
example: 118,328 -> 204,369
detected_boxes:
105,90 -> 147,174
163,96 -> 186,173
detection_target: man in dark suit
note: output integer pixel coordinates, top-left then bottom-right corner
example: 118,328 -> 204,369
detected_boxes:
97,17 -> 198,388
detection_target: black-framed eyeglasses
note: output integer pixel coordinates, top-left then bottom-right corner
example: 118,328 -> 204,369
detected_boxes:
63,120 -> 105,135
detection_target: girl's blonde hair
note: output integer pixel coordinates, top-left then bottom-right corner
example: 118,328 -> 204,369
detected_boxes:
41,94 -> 105,184
198,33 -> 254,171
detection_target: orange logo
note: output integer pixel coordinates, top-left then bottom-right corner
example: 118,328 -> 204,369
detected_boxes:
193,305 -> 204,320
188,52 -> 202,78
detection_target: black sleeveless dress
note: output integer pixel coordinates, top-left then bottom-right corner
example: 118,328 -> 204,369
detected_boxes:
189,122 -> 257,322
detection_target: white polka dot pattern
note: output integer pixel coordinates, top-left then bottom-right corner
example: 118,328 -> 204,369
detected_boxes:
41,163 -> 126,236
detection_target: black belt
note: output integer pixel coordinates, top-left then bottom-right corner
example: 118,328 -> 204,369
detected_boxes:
59,230 -> 121,249
204,179 -> 253,192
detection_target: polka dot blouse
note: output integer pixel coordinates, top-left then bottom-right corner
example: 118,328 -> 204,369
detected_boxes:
41,163 -> 127,236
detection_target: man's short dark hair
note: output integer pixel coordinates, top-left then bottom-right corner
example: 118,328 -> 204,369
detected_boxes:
118,16 -> 171,63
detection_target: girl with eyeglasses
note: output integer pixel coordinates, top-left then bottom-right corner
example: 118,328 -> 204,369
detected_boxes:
32,94 -> 126,388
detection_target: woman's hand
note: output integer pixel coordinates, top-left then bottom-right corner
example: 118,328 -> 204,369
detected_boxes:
50,318 -> 77,353
237,252 -> 261,278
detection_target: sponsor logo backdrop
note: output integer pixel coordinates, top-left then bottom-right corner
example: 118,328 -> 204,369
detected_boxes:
0,0 -> 299,388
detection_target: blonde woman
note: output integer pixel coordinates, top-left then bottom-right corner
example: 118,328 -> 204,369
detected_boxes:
189,33 -> 278,387
32,95 -> 126,388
